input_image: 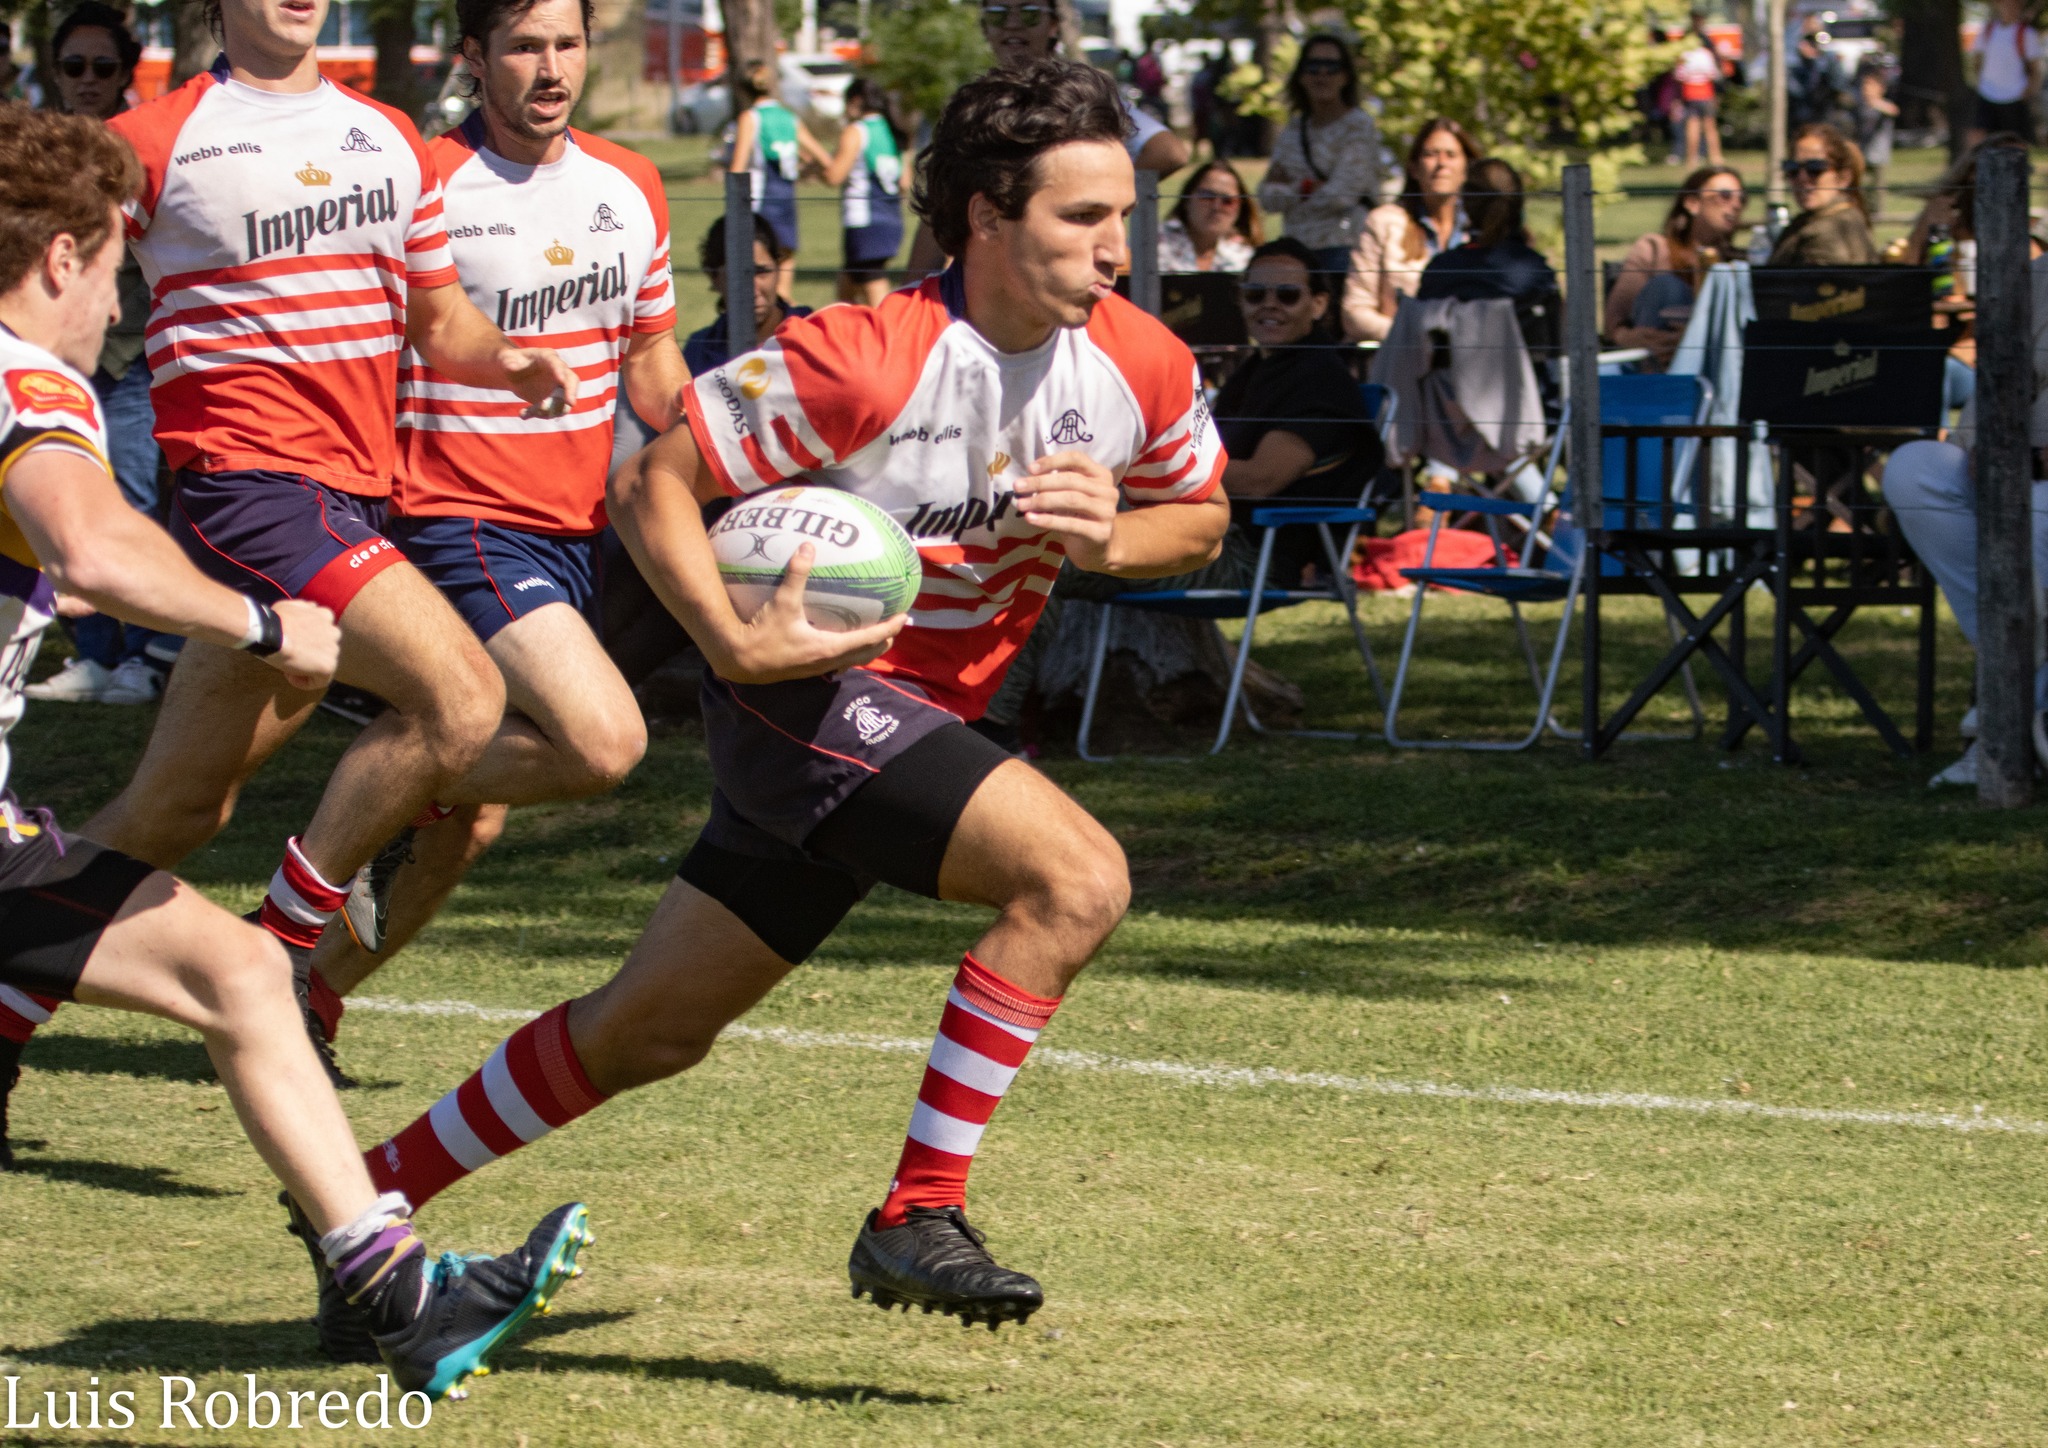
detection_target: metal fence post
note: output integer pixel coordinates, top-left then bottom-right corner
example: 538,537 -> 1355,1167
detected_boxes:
724,169 -> 757,355
1129,170 -> 1160,316
1973,141 -> 2035,808
1563,163 -> 1602,759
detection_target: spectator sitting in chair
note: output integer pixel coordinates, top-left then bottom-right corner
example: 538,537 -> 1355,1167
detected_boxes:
1605,165 -> 1746,370
1416,157 -> 1558,307
1214,237 -> 1384,588
1769,124 -> 1879,265
1879,248 -> 2048,787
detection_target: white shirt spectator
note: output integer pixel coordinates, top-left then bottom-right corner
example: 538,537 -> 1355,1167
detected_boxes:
1976,20 -> 2042,103
1257,107 -> 1381,252
1157,217 -> 1253,273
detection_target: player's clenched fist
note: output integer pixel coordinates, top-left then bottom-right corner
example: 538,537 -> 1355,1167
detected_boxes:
263,600 -> 342,692
1016,450 -> 1119,569
502,345 -> 579,420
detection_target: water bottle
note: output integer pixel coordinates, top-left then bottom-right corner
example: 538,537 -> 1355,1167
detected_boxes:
1926,222 -> 1955,302
1746,224 -> 1772,265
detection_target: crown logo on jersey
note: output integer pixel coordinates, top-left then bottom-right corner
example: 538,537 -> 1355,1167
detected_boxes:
736,357 -> 771,400
544,239 -> 575,266
295,160 -> 332,186
339,127 -> 382,153
590,204 -> 625,233
986,452 -> 1011,478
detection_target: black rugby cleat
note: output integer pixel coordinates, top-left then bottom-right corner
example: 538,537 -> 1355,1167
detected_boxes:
848,1205 -> 1043,1330
0,1035 -> 21,1171
278,1190 -> 381,1363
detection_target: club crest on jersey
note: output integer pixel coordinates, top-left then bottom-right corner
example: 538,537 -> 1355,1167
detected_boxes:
1047,409 -> 1093,446
842,695 -> 900,746
340,127 -> 383,153
735,357 -> 771,400
295,160 -> 332,186
590,204 -> 625,233
4,369 -> 97,428
244,178 -> 399,260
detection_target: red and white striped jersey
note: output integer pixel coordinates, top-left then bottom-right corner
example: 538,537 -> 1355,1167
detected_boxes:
394,119 -> 677,534
681,272 -> 1225,719
109,68 -> 458,498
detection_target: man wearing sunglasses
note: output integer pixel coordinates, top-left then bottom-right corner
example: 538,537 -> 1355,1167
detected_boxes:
28,2 -> 174,710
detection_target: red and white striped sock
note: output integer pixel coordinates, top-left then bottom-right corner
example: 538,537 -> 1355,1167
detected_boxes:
257,836 -> 348,951
0,983 -> 58,1047
366,1001 -> 607,1208
877,954 -> 1061,1228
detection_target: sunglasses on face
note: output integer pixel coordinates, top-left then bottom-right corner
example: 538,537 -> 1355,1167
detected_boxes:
981,4 -> 1046,27
59,54 -> 120,79
1241,283 -> 1306,306
1698,188 -> 1745,204
1781,158 -> 1833,179
1190,189 -> 1242,205
1299,59 -> 1346,76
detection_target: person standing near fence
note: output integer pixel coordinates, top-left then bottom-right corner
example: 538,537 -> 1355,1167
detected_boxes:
1256,33 -> 1381,296
824,77 -> 905,305
28,2 -> 173,707
1674,15 -> 1727,169
728,59 -> 829,301
1342,116 -> 1480,342
1969,0 -> 2042,146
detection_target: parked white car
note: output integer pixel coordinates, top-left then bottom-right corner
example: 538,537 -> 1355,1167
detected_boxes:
780,53 -> 853,125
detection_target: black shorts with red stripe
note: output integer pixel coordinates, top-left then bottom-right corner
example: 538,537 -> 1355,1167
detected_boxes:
0,801 -> 155,1001
678,667 -> 1010,964
167,467 -> 405,618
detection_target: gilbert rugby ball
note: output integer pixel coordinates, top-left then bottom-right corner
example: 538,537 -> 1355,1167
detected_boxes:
709,486 -> 922,631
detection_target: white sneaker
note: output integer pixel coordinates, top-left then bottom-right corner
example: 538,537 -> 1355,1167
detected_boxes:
100,657 -> 162,706
25,657 -> 112,702
1929,740 -> 1980,788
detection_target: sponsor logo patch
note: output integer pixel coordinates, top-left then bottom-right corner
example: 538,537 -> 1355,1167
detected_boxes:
5,369 -> 98,428
511,576 -> 556,592
545,239 -> 575,266
736,357 -> 771,400
295,160 -> 332,187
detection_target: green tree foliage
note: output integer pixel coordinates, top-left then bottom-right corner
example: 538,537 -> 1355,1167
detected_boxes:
866,0 -> 991,122
1226,2 -> 1679,195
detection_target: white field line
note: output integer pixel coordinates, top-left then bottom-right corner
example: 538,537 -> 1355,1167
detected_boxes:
349,995 -> 2046,1138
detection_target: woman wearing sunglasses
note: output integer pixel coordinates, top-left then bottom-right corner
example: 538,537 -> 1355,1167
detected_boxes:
1605,165 -> 1746,369
1256,34 -> 1383,299
1158,160 -> 1262,274
27,1 -> 175,708
1767,123 -> 1879,266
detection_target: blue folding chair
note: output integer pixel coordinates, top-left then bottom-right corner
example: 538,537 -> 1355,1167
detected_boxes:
1382,409 -> 1579,751
1384,374 -> 1716,750
1074,384 -> 1398,761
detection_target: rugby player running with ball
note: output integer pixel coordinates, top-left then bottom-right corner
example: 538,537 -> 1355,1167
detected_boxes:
350,60 -> 1227,1331
0,106 -> 589,1401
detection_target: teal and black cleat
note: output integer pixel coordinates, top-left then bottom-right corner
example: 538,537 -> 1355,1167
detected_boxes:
374,1201 -> 593,1401
278,1190 -> 381,1363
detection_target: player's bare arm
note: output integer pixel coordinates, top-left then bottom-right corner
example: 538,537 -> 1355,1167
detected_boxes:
620,328 -> 689,434
607,425 -> 902,682
1016,449 -> 1229,576
8,449 -> 340,689
406,279 -> 578,419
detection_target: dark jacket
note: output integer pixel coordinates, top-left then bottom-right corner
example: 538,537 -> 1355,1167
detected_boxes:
1417,237 -> 1560,307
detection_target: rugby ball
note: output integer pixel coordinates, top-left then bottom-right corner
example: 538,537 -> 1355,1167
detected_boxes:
709,486 -> 922,631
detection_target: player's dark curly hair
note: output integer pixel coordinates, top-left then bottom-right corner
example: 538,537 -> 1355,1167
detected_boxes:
455,0 -> 596,98
913,59 -> 1129,258
0,106 -> 140,294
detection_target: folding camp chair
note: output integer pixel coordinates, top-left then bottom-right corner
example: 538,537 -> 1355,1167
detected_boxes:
1382,411 -> 1578,751
1074,384 -> 1398,761
1385,373 -> 1718,751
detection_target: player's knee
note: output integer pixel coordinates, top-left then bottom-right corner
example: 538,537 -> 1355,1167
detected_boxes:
422,648 -> 507,768
604,1021 -> 717,1089
1033,831 -> 1129,943
184,920 -> 293,1029
571,714 -> 647,793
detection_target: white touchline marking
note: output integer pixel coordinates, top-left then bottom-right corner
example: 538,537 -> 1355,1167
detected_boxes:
348,996 -> 2044,1138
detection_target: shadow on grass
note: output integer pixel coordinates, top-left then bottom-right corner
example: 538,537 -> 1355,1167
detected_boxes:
23,1033 -> 215,1084
3,1158 -> 234,1199
4,1318 -> 329,1372
518,1348 -> 953,1406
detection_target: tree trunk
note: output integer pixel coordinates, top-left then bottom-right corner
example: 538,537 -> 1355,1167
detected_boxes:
722,0 -> 781,80
171,0 -> 217,86
1897,0 -> 1969,153
366,0 -> 424,117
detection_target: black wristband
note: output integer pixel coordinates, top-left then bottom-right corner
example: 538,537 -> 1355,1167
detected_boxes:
245,602 -> 285,657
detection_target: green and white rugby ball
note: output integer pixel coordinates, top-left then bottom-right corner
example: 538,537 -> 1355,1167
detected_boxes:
709,486 -> 922,631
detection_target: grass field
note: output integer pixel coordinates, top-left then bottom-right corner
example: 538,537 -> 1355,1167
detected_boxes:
6,592 -> 2048,1446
